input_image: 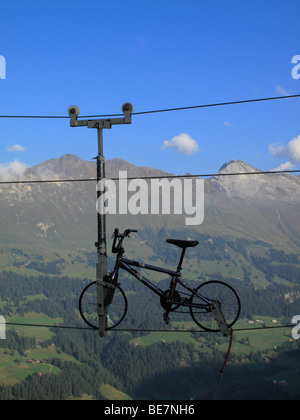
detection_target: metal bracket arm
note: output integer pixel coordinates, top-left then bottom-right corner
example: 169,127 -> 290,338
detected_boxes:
211,302 -> 230,337
68,102 -> 133,128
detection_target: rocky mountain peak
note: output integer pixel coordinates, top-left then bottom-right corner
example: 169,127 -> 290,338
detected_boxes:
212,159 -> 300,201
218,159 -> 260,174
24,154 -> 95,180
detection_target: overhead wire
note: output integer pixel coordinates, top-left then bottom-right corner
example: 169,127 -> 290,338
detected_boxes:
0,93 -> 299,119
86,93 -> 300,118
0,168 -> 300,186
0,93 -> 298,185
1,321 -> 296,333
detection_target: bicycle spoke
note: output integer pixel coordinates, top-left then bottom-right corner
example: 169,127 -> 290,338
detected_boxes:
190,280 -> 241,332
79,282 -> 128,330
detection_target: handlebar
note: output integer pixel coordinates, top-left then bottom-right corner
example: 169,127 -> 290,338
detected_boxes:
112,228 -> 138,254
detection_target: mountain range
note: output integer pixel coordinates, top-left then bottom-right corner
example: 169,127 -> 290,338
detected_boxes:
1,154 -> 300,286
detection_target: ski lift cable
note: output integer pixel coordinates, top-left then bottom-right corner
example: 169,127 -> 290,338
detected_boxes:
0,168 -> 300,186
0,94 -> 299,119
2,321 -> 296,333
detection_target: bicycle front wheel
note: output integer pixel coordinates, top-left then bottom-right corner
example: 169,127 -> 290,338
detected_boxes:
79,281 -> 128,330
190,280 -> 241,332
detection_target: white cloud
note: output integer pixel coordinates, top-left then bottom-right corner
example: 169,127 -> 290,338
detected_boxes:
287,136 -> 300,162
271,161 -> 295,171
269,134 -> 300,170
276,85 -> 290,96
161,133 -> 199,156
7,144 -> 26,152
0,159 -> 27,181
269,142 -> 286,158
269,135 -> 300,162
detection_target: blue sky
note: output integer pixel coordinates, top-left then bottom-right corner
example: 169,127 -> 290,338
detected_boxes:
1,0 -> 300,179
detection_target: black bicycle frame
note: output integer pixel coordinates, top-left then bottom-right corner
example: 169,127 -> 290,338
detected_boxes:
117,257 -> 212,309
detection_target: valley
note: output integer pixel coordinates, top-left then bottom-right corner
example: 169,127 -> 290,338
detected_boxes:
0,154 -> 300,400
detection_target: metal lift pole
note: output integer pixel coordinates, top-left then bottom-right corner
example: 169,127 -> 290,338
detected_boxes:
96,126 -> 107,337
68,103 -> 134,337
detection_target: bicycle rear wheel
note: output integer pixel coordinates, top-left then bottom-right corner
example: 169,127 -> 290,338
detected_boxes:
79,281 -> 128,330
190,280 -> 241,332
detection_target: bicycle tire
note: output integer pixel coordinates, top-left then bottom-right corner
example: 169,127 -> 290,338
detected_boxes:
190,280 -> 241,332
79,281 -> 128,330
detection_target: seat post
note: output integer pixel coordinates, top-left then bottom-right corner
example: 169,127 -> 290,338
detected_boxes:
177,247 -> 186,272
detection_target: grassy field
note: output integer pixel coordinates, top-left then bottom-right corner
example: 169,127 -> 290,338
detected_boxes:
7,312 -> 63,341
0,245 -> 96,280
0,342 -> 77,387
0,348 -> 61,386
100,384 -> 132,400
26,343 -> 78,364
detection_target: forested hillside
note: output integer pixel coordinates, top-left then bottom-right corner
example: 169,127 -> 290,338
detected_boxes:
0,267 -> 300,400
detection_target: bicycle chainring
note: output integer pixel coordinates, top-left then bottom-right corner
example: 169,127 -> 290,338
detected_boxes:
160,289 -> 181,311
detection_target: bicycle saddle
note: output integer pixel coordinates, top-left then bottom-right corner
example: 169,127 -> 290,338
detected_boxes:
166,239 -> 199,248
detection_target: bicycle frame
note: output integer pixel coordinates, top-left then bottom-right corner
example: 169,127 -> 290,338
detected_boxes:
116,256 -> 212,310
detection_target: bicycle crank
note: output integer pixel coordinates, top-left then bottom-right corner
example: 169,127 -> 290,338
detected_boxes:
160,289 -> 181,311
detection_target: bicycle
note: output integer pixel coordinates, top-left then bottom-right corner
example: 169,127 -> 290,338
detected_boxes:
79,228 -> 241,335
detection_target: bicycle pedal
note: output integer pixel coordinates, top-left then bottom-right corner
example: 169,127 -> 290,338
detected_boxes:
163,313 -> 170,325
